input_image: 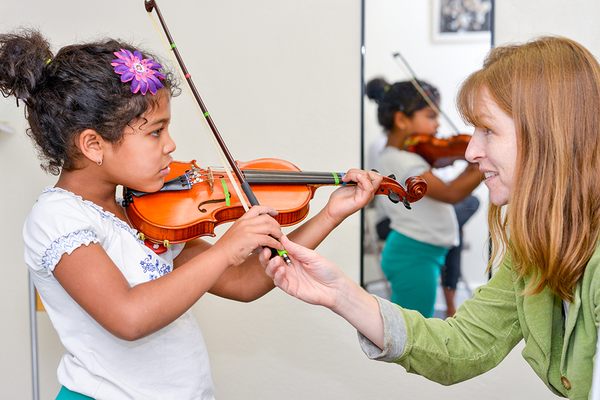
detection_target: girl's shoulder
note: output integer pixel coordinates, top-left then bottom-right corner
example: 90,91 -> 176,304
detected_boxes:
380,146 -> 428,165
32,187 -> 135,231
24,187 -> 141,273
378,147 -> 430,179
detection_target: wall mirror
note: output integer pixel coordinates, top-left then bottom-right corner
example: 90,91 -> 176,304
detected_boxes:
360,0 -> 494,318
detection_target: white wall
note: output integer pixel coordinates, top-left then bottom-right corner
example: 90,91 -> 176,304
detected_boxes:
1,1 -> 598,400
495,0 -> 600,59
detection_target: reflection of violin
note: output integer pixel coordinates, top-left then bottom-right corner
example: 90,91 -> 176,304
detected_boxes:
123,158 -> 427,246
403,133 -> 471,168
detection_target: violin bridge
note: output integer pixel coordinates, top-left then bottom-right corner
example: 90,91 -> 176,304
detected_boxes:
207,167 -> 214,193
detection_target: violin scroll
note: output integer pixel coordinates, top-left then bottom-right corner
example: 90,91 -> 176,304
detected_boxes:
376,174 -> 427,209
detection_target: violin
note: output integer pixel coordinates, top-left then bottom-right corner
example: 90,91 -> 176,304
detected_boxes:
402,133 -> 471,168
136,2 -> 427,253
123,158 -> 427,246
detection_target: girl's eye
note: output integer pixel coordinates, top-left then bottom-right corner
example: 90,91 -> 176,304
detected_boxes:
150,128 -> 163,137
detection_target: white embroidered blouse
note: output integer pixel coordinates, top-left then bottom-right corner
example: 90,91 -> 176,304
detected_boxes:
24,187 -> 215,400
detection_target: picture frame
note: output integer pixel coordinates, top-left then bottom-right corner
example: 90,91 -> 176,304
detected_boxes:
431,0 -> 492,43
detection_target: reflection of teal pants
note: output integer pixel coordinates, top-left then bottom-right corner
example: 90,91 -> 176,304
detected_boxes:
381,230 -> 448,317
56,386 -> 94,400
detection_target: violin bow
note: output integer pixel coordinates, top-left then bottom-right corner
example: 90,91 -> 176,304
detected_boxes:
144,0 -> 292,263
391,51 -> 461,135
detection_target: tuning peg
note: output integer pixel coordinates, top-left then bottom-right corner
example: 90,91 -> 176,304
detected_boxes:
387,174 -> 396,180
388,191 -> 400,204
370,168 -> 379,173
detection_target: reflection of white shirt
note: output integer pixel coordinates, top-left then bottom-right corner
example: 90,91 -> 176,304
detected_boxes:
367,133 -> 388,172
375,147 -> 459,248
24,187 -> 215,400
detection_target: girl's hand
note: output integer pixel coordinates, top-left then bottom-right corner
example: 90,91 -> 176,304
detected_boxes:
213,206 -> 284,267
324,169 -> 382,223
259,235 -> 346,309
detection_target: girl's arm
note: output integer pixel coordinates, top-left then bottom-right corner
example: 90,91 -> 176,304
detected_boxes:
205,169 -> 383,301
53,205 -> 283,341
421,163 -> 482,204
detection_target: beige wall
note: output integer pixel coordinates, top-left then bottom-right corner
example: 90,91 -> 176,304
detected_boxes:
1,1 -> 598,399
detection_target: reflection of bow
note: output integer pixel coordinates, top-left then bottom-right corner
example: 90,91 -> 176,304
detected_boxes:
143,0 -> 292,264
392,51 -> 461,135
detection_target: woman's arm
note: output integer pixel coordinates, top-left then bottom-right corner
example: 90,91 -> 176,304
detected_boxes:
206,169 -> 383,302
421,163 -> 482,204
262,237 -> 524,384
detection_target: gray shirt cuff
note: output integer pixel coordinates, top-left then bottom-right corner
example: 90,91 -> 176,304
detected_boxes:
357,295 -> 406,362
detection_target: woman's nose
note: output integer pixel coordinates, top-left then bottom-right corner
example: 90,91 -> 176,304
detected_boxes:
465,130 -> 482,163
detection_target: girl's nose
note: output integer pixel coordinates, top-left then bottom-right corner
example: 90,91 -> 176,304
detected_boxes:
163,131 -> 176,154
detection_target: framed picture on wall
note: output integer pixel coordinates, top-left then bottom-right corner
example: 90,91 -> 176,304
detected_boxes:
432,0 -> 492,43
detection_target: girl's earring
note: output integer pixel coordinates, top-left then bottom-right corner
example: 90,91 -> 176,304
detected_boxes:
97,158 -> 103,166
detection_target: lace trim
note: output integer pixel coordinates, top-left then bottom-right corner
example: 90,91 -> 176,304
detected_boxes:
43,187 -> 140,241
41,229 -> 99,271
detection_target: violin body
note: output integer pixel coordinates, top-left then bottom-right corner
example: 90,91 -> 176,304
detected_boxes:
123,158 -> 427,245
403,133 -> 470,168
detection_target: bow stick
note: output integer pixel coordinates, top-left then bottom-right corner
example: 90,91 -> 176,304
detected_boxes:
144,0 -> 292,264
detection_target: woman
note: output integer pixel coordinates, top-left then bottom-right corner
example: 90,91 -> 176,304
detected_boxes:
260,36 -> 600,399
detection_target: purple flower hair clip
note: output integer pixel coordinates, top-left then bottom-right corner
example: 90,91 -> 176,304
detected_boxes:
111,49 -> 165,95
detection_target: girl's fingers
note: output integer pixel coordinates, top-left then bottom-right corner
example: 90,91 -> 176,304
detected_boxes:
243,205 -> 278,219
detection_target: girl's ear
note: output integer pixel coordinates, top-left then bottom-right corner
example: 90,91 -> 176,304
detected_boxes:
78,129 -> 105,165
393,111 -> 410,132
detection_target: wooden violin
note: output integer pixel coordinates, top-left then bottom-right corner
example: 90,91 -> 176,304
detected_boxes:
403,133 -> 470,168
123,158 -> 427,246
138,2 -> 426,252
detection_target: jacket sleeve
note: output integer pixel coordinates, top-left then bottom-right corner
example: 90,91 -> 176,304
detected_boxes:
378,261 -> 523,385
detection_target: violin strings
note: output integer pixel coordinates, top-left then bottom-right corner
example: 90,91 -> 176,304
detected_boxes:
243,170 -> 347,184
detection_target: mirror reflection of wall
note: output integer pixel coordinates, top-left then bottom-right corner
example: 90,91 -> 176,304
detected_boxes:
362,0 -> 493,318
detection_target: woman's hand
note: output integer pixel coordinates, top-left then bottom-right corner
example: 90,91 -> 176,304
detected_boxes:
324,169 -> 382,223
213,205 -> 284,267
260,235 -> 385,347
259,235 -> 347,309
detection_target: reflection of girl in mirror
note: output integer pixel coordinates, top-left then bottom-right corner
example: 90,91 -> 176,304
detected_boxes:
262,36 -> 600,399
366,78 -> 482,317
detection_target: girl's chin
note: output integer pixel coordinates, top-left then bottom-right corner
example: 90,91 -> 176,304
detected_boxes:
127,181 -> 164,194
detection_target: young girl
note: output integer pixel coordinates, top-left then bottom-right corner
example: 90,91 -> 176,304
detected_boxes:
262,36 -> 600,399
366,78 -> 482,317
0,30 -> 382,399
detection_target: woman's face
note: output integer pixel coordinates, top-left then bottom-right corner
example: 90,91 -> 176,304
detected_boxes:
465,88 -> 517,206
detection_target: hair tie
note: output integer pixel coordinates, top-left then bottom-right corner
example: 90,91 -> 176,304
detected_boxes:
45,58 -> 52,65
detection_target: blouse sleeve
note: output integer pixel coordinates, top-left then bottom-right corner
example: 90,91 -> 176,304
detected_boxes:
23,196 -> 101,275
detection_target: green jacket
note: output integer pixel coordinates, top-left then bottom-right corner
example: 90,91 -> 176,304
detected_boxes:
363,247 -> 600,399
